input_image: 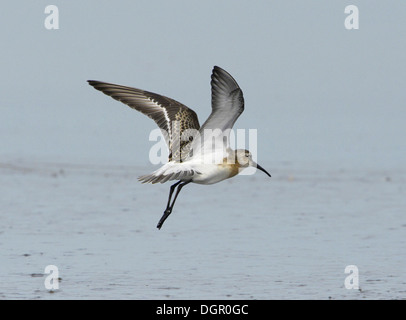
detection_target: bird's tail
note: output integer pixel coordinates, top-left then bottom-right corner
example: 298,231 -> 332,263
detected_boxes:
138,162 -> 200,184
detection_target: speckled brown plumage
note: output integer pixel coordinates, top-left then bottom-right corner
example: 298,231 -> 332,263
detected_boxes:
87,80 -> 200,162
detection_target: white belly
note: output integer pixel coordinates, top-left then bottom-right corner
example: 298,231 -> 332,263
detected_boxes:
187,164 -> 234,185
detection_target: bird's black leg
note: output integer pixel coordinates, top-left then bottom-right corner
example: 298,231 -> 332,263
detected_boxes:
157,180 -> 182,229
157,180 -> 191,230
164,180 -> 182,211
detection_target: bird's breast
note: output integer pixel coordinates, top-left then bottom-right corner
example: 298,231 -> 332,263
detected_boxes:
190,162 -> 240,185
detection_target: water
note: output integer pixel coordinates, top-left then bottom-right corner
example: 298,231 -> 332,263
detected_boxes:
1,159 -> 405,299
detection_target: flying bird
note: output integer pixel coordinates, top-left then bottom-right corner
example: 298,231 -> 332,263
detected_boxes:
88,66 -> 271,229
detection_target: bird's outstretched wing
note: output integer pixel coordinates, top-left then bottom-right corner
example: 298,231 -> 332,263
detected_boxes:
190,66 -> 244,159
199,66 -> 244,133
88,80 -> 200,162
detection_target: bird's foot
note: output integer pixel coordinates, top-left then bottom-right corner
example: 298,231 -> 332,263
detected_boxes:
156,209 -> 171,230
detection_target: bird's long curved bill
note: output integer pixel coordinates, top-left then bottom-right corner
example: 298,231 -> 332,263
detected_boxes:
257,164 -> 271,177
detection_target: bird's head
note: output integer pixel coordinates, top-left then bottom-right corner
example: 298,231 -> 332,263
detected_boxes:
235,149 -> 271,177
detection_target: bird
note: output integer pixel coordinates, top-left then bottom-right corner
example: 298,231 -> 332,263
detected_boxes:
88,66 -> 271,229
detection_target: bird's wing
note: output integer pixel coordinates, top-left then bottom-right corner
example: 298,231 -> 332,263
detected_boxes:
200,66 -> 244,132
190,66 -> 244,159
88,80 -> 200,162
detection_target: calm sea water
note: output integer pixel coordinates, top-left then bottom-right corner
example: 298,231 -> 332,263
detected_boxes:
1,159 -> 405,299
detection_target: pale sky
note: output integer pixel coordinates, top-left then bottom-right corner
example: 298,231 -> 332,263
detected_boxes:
1,1 -> 405,169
